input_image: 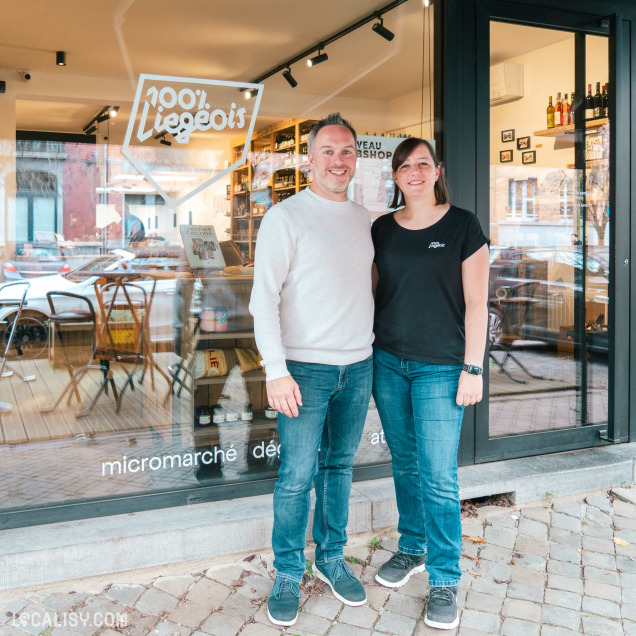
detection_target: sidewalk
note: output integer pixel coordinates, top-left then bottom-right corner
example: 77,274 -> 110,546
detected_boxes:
1,487 -> 635,635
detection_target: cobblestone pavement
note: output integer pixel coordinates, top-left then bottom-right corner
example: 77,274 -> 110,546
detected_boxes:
1,487 -> 635,636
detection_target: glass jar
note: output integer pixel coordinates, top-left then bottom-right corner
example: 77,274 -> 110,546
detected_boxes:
241,402 -> 253,421
264,406 -> 277,419
212,405 -> 225,424
195,405 -> 211,426
214,306 -> 228,331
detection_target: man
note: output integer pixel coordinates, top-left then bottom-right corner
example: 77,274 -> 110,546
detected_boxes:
570,232 -> 582,245
249,113 -> 374,627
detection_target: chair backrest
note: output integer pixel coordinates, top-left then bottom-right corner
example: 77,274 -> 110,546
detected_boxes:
45,290 -> 96,324
0,280 -> 30,313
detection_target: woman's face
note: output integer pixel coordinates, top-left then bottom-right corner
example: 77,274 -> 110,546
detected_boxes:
393,143 -> 440,201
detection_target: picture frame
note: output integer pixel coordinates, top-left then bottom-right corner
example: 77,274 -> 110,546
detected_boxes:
501,129 -> 515,143
522,150 -> 536,165
517,136 -> 530,150
500,150 -> 513,163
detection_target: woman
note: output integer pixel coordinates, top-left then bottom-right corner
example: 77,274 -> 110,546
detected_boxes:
371,138 -> 489,630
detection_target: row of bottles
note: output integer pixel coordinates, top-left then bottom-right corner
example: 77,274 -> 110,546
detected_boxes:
364,132 -> 414,138
274,173 -> 295,189
546,83 -> 609,128
274,133 -> 295,150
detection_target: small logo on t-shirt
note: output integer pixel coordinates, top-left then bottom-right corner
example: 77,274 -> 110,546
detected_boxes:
429,241 -> 445,249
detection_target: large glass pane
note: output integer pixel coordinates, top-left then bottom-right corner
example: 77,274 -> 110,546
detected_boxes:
488,22 -> 610,436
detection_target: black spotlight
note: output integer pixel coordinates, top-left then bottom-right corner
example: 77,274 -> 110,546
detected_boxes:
372,19 -> 394,41
160,138 -> 171,147
109,106 -> 120,117
56,51 -> 66,66
244,88 -> 254,100
307,50 -> 328,67
282,68 -> 297,88
85,125 -> 97,135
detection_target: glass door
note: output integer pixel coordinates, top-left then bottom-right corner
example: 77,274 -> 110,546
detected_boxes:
473,3 -> 626,462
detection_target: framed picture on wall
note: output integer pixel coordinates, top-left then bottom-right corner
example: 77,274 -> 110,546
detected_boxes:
522,150 -> 536,164
517,136 -> 530,150
501,129 -> 515,142
500,150 -> 513,163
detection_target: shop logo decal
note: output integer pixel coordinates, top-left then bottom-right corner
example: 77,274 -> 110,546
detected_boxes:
122,74 -> 263,207
428,242 -> 445,248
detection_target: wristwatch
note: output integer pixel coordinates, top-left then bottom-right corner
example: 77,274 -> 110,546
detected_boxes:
462,363 -> 483,376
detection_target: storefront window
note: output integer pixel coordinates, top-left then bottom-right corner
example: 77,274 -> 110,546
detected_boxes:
0,0 -> 434,518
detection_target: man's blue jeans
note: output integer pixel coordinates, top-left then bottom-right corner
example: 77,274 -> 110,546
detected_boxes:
373,347 -> 464,587
272,356 -> 373,583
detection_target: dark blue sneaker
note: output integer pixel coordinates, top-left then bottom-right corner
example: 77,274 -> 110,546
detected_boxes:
425,585 -> 459,630
375,551 -> 426,588
267,576 -> 300,627
314,559 -> 366,606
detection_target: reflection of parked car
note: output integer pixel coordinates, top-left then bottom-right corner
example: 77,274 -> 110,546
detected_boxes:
489,245 -> 609,352
2,244 -> 70,281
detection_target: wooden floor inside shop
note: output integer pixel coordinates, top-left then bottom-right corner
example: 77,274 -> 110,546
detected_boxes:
0,354 -> 182,445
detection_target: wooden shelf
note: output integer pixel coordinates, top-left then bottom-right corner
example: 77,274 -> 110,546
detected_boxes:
193,414 -> 279,444
198,330 -> 254,341
534,118 -> 609,137
195,369 -> 265,386
565,158 -> 609,169
274,185 -> 296,191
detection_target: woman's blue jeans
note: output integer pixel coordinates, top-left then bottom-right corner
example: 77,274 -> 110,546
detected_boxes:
373,347 -> 464,587
272,357 -> 373,583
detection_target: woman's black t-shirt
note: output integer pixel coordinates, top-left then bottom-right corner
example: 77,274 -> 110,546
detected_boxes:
371,205 -> 489,365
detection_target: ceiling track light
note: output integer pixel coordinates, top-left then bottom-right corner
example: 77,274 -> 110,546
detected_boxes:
307,49 -> 328,67
240,0 -> 408,93
282,67 -> 298,88
82,106 -> 111,134
56,51 -> 66,66
155,132 -> 172,146
109,106 -> 120,117
423,0 -> 432,6
84,125 -> 97,136
372,17 -> 395,41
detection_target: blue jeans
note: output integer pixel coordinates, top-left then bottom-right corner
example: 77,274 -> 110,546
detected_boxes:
372,348 -> 464,587
272,357 -> 373,583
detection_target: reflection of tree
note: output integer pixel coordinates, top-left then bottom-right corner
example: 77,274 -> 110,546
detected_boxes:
585,124 -> 610,244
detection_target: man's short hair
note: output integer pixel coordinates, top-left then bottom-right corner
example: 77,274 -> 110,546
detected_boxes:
307,112 -> 357,155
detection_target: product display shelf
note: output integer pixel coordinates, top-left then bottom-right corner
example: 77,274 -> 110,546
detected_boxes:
565,158 -> 609,169
533,117 -> 609,137
193,412 -> 279,445
198,330 -> 255,341
195,369 -> 265,386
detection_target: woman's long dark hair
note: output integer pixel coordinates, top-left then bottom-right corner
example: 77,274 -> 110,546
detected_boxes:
389,138 -> 450,208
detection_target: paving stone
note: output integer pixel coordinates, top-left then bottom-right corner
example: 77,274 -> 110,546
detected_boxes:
469,577 -> 508,598
106,610 -> 155,636
38,593 -> 88,614
617,555 -> 636,573
293,609 -> 332,634
302,595 -> 342,620
614,516 -> 636,531
186,578 -> 231,609
518,518 -> 548,541
206,566 -> 244,587
501,598 -> 540,622
584,565 -> 621,586
549,527 -> 581,549
484,525 -> 516,549
618,530 -> 636,544
512,553 -> 546,571
582,550 -> 616,570
385,592 -> 425,619
373,610 -> 417,635
510,566 -> 544,588
623,604 -> 636,622
378,536 -> 399,554
582,522 -> 614,540
549,544 -> 580,565
541,626 -> 580,636
547,560 -> 581,578
621,571 -> 636,588
414,620 -> 454,636
552,500 -> 584,518
105,584 -> 145,607
479,544 -> 512,564
81,597 -> 128,625
153,575 -> 197,599
551,513 -> 582,534
456,629 -> 487,636
547,574 -> 583,594
365,587 -> 390,612
521,506 -> 551,524
581,615 -> 624,636
0,627 -> 33,636
477,506 -> 515,522
515,535 -> 549,557
584,579 -> 621,602
586,495 -> 612,513
500,617 -> 540,636
581,595 -> 621,619
615,541 -> 636,558
238,623 -> 280,636
477,560 -> 511,580
614,500 -> 636,519
400,573 -> 430,598
460,609 -> 500,634
582,535 -> 614,554
234,574 -> 271,601
613,487 -> 636,506
152,620 -> 190,636
338,604 -> 378,629
167,600 -> 211,629
462,518 -> 485,538
506,582 -> 543,603
586,507 -> 612,526
541,604 -> 581,631
465,591 -> 503,614
369,549 -> 393,570
218,591 -> 260,621
543,588 -> 581,611
134,586 -> 179,616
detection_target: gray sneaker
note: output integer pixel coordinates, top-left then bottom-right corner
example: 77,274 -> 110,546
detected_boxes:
425,586 -> 459,630
375,551 -> 426,588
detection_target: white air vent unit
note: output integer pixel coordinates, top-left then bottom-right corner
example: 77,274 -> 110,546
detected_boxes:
490,63 -> 524,105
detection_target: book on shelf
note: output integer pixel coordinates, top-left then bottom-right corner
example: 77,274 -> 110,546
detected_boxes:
179,225 -> 226,269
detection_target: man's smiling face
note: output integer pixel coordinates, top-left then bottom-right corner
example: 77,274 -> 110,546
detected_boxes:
308,125 -> 357,202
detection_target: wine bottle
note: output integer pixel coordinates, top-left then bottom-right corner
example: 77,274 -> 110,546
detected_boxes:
547,95 -> 555,129
602,82 -> 609,118
555,92 -> 563,126
569,91 -> 575,125
562,93 -> 570,126
593,82 -> 602,118
586,84 -> 594,120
